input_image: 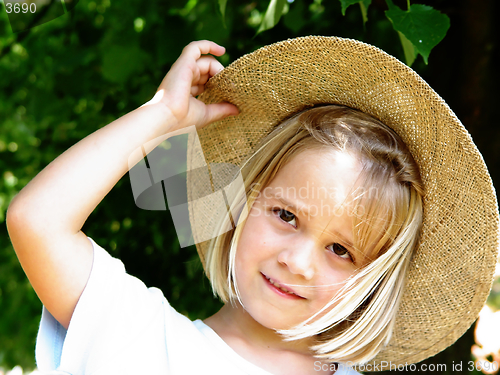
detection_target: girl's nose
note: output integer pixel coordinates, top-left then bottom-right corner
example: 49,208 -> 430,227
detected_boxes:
277,242 -> 315,280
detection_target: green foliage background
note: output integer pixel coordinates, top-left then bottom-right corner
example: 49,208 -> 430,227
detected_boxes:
0,0 -> 499,371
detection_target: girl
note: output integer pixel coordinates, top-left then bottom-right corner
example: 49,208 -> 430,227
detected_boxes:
6,37 -> 499,374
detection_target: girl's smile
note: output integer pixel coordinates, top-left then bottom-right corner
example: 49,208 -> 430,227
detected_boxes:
261,272 -> 306,299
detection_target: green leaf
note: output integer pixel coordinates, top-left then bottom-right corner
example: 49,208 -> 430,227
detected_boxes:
359,0 -> 371,24
218,0 -> 228,24
385,0 -> 397,11
340,0 -> 359,15
385,2 -> 450,64
339,0 -> 371,24
397,31 -> 417,66
340,0 -> 371,17
256,0 -> 288,35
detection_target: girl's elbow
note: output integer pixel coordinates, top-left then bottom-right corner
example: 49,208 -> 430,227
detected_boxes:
6,196 -> 40,251
6,196 -> 24,236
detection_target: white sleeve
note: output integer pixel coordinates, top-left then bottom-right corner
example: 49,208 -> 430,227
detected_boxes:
35,237 -> 169,375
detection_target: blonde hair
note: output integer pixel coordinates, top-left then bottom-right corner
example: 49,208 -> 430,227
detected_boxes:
204,105 -> 424,364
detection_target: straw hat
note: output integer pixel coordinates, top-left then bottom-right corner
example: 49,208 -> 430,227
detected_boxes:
186,36 -> 499,366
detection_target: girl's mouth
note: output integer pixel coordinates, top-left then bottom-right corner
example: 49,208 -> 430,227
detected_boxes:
261,273 -> 305,299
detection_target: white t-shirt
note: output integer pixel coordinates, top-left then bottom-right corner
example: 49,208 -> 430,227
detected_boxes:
35,237 -> 361,375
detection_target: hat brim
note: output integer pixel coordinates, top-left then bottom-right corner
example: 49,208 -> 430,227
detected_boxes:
187,36 -> 499,366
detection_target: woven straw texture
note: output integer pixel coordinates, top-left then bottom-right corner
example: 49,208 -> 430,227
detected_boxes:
187,36 -> 499,366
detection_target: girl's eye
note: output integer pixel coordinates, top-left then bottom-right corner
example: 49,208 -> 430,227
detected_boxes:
328,243 -> 352,261
275,209 -> 297,227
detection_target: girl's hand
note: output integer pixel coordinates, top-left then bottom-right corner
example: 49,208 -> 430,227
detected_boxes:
148,40 -> 239,132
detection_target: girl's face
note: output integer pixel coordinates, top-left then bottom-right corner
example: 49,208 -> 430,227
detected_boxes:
235,149 -> 378,331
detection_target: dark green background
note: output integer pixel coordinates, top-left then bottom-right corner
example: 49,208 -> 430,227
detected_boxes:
0,0 -> 499,372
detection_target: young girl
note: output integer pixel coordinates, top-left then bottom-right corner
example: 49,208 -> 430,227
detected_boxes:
6,37 -> 499,375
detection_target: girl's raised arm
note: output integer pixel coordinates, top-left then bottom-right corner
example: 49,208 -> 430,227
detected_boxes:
6,41 -> 238,329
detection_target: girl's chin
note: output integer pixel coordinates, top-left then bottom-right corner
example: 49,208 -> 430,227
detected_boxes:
243,307 -> 305,332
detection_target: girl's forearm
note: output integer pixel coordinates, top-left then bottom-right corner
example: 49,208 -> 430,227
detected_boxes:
9,102 -> 176,234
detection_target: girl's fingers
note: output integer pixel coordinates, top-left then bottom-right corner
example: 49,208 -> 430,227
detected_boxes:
181,40 -> 226,61
198,73 -> 210,85
202,102 -> 240,127
193,56 -> 224,84
185,56 -> 223,96
163,46 -> 224,101
191,84 -> 205,97
154,40 -> 230,125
